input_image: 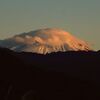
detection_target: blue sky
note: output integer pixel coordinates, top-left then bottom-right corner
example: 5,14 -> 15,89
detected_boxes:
0,0 -> 100,50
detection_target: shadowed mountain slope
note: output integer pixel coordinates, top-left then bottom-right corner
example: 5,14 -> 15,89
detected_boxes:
0,47 -> 100,100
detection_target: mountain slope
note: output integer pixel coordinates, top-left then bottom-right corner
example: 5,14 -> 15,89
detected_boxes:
0,47 -> 100,100
0,28 -> 91,54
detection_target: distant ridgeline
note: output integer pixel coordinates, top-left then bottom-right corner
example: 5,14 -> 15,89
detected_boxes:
0,47 -> 100,100
0,28 -> 92,54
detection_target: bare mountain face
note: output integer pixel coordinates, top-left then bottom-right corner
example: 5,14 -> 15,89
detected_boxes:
0,28 -> 91,54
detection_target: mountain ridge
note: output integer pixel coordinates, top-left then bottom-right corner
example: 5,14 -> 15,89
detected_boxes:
0,28 -> 91,54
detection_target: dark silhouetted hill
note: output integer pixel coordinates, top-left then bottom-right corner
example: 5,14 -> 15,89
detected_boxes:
0,47 -> 100,100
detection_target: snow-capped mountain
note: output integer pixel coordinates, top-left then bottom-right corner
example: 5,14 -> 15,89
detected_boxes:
0,28 -> 91,54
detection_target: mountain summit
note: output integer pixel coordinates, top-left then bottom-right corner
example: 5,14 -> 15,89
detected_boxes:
0,28 -> 91,54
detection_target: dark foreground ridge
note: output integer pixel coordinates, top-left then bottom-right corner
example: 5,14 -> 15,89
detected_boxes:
0,47 -> 100,100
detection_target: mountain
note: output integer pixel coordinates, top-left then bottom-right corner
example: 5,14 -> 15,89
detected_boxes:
0,47 -> 100,100
0,28 -> 91,54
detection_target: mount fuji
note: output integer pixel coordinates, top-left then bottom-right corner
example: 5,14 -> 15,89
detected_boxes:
0,28 -> 91,54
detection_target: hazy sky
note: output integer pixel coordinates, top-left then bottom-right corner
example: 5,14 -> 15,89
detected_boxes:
0,0 -> 100,50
